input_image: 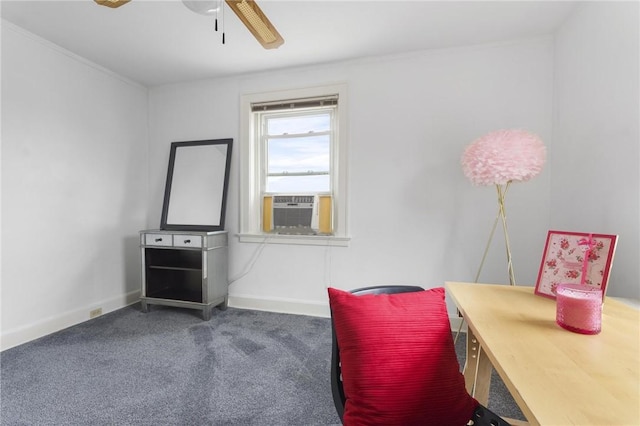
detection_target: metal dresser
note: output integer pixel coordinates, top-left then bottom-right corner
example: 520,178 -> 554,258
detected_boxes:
139,229 -> 228,320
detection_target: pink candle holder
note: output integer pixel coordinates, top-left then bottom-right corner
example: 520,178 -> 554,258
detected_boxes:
555,283 -> 603,335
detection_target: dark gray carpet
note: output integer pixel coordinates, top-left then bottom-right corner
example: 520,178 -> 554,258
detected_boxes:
1,304 -> 523,425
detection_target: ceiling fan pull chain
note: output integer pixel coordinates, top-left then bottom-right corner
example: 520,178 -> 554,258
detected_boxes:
215,0 -> 220,32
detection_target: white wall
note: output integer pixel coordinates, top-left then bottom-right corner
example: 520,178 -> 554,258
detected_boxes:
148,37 -> 555,317
3,2 -> 636,350
552,2 -> 639,299
1,22 -> 149,350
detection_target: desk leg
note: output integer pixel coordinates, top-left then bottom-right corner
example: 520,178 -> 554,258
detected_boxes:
463,328 -> 492,406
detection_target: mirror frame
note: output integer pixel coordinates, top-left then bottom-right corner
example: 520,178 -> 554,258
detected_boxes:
160,138 -> 233,232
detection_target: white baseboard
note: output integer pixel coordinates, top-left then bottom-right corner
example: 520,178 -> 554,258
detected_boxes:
228,294 -> 331,318
449,315 -> 468,333
3,292 -> 470,351
1,290 -> 141,352
228,294 -> 469,333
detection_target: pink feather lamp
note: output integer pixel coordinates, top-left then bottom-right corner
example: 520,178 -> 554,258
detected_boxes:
461,129 -> 546,285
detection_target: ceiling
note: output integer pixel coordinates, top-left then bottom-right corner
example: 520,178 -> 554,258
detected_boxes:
1,0 -> 579,88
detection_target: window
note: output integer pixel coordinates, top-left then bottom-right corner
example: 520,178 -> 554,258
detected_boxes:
262,107 -> 333,194
239,84 -> 349,246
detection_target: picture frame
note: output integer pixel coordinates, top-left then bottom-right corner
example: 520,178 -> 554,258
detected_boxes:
534,230 -> 618,299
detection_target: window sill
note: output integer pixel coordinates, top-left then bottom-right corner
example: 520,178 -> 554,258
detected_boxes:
237,233 -> 350,247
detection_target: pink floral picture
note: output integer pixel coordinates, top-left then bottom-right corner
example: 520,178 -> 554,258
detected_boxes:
534,230 -> 618,299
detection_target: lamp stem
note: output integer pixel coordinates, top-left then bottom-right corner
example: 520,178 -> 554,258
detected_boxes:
456,181 -> 516,345
473,182 -> 512,283
496,182 -> 516,285
473,211 -> 500,283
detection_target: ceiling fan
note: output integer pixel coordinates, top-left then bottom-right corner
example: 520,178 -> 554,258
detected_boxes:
94,0 -> 284,49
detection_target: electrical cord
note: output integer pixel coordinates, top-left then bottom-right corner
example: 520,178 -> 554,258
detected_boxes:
228,234 -> 271,285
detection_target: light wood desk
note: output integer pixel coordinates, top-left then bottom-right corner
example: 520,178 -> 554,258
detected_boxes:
446,282 -> 639,426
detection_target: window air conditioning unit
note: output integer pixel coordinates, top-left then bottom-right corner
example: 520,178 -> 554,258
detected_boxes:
262,194 -> 332,235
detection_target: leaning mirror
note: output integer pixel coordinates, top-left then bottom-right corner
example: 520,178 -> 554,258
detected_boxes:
160,138 -> 233,231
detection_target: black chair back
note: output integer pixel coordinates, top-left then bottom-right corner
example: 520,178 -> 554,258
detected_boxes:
330,285 -> 424,421
329,285 -> 512,426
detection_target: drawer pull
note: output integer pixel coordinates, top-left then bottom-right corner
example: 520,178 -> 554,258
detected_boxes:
155,238 -> 163,242
184,239 -> 191,244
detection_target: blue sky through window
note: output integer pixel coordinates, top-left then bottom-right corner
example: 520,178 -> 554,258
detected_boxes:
266,112 -> 331,193
268,114 -> 330,134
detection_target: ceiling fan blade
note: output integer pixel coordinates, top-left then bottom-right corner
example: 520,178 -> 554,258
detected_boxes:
94,0 -> 131,8
225,0 -> 284,49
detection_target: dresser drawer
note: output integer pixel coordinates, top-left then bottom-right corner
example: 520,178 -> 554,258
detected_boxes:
145,233 -> 173,247
173,235 -> 202,248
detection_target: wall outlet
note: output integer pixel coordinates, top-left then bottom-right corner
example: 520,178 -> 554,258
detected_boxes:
89,308 -> 102,319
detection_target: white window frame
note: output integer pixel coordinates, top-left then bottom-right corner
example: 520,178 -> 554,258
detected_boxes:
238,84 -> 349,246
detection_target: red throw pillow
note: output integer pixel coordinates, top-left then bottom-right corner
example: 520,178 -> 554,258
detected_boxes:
328,287 -> 478,426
